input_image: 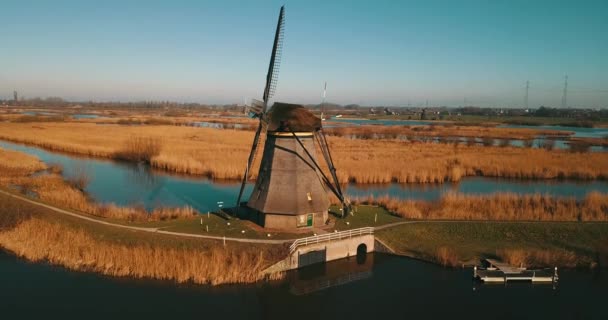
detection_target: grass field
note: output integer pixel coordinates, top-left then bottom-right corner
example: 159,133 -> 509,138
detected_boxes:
331,205 -> 403,230
129,212 -> 314,239
376,221 -> 608,268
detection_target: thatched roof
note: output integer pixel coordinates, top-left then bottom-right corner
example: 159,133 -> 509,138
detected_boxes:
267,102 -> 321,132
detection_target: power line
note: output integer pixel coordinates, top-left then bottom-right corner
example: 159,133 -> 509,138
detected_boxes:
524,80 -> 529,109
561,75 -> 568,108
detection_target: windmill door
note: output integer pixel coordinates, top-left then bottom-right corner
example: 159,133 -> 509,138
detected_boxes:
306,213 -> 313,227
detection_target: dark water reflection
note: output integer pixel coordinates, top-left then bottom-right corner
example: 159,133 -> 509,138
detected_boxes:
1,251 -> 606,320
1,140 -> 607,213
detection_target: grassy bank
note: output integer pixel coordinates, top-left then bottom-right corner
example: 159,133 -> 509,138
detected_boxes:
1,122 -> 607,184
0,192 -> 286,285
376,222 -> 608,268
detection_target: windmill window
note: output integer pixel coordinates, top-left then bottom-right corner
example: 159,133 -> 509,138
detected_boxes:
307,192 -> 312,201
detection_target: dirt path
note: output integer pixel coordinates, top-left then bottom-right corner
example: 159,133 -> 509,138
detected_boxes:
0,189 -> 444,245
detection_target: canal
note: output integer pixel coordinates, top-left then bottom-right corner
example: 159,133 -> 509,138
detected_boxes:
1,251 -> 606,319
1,140 -> 607,213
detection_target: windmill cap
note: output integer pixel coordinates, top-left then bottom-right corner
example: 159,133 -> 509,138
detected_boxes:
267,102 -> 322,132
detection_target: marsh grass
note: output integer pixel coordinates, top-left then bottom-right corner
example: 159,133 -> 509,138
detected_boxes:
1,122 -> 607,184
497,248 -> 579,268
355,192 -> 608,221
324,124 -> 572,140
0,215 -> 284,285
0,148 -> 196,222
435,246 -> 460,267
114,136 -> 162,163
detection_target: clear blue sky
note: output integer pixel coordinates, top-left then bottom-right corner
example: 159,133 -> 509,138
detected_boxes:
1,0 -> 607,107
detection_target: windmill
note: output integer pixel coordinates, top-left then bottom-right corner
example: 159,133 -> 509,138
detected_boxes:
235,6 -> 350,229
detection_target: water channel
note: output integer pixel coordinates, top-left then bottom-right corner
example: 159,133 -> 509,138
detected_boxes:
1,250 -> 606,319
1,140 -> 607,213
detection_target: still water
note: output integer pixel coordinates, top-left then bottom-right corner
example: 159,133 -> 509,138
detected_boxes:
1,140 -> 607,213
330,118 -> 608,140
328,118 -> 437,126
1,251 -> 606,320
499,124 -> 608,139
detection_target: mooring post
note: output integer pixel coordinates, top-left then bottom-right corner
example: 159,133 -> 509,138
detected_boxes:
223,236 -> 226,246
473,265 -> 477,278
554,266 -> 558,281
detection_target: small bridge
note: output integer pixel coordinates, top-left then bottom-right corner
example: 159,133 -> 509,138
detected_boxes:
265,227 -> 376,273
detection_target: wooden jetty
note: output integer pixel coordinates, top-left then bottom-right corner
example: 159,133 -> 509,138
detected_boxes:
474,259 -> 558,283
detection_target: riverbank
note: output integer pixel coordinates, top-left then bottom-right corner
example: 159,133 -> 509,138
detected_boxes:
375,222 -> 608,268
0,146 -> 198,222
1,122 -> 608,184
3,187 -> 607,285
2,141 -> 608,282
0,191 -> 287,285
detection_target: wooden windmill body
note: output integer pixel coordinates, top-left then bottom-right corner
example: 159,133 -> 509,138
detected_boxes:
246,103 -> 329,229
235,7 -> 349,230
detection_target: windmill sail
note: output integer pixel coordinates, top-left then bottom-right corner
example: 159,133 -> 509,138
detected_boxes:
236,6 -> 285,207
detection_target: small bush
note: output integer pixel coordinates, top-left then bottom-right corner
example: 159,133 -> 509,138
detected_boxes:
569,141 -> 591,153
115,137 -> 162,163
67,164 -> 90,191
481,137 -> 494,147
541,138 -> 555,151
435,247 -> 459,267
144,118 -> 173,125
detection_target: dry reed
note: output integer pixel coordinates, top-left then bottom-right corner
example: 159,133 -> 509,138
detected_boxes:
324,124 -> 571,140
354,192 -> 608,221
0,218 -> 282,285
0,122 -> 607,184
0,149 -> 197,222
435,246 -> 459,267
497,248 -> 579,268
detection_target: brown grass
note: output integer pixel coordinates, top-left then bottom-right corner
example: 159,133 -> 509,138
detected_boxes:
22,174 -> 198,222
0,122 -> 607,183
354,192 -> 608,221
435,246 -> 460,267
0,149 -> 196,222
0,218 -> 282,285
324,124 -> 572,140
497,248 -> 579,268
114,136 -> 162,163
0,147 -> 47,174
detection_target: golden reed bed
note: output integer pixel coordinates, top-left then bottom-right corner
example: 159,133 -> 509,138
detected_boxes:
0,218 -> 279,285
0,147 -> 196,222
354,192 -> 608,221
0,193 -> 285,285
0,122 -> 607,184
325,123 -> 572,140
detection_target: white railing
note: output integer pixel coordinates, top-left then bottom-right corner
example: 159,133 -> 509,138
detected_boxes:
289,227 -> 374,253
